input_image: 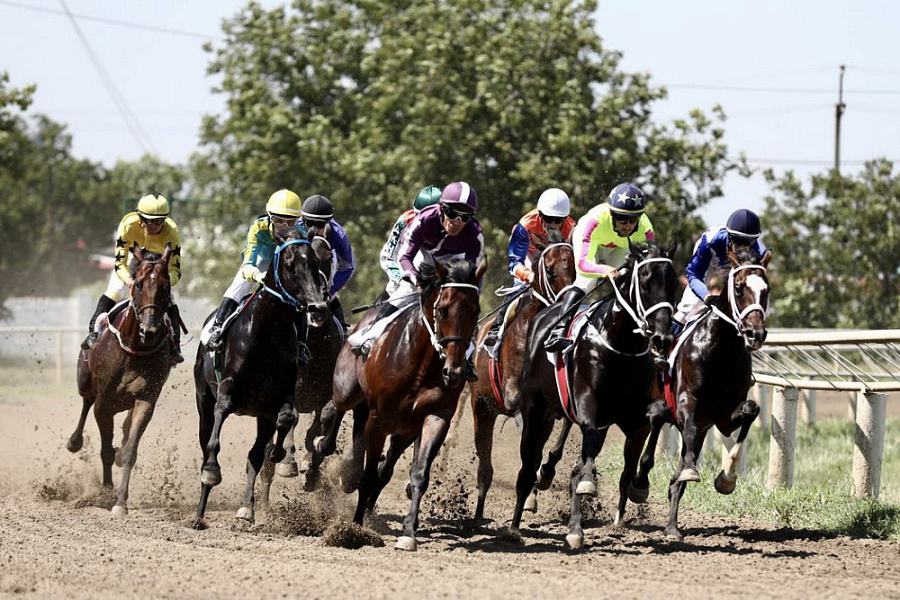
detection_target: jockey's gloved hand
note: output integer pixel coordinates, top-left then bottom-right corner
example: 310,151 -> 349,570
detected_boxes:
252,271 -> 267,284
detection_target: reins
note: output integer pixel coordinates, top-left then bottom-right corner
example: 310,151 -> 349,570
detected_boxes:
420,282 -> 480,359
709,263 -> 768,341
261,238 -> 313,309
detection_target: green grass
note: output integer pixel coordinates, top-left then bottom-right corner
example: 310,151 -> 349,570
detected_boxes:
637,419 -> 900,540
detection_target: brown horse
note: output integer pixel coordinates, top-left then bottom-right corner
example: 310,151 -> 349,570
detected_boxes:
67,243 -> 177,516
192,228 -> 329,528
470,240 -> 575,519
649,246 -> 772,540
311,258 -> 481,551
511,241 -> 678,549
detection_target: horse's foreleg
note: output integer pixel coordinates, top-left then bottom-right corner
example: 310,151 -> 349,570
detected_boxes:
715,399 -> 759,494
67,394 -> 94,453
510,400 -> 555,533
666,422 -> 707,540
115,409 -> 134,468
566,424 -> 606,550
615,425 -> 650,526
340,402 -> 370,494
367,432 -> 416,513
200,386 -> 235,488
630,401 -> 671,510
237,416 -> 278,522
674,392 -> 702,483
275,409 -> 300,478
472,396 -> 498,521
94,405 -> 116,489
193,381 -> 217,527
306,400 -> 346,491
397,412 -> 452,552
112,399 -> 155,517
536,418 -> 572,491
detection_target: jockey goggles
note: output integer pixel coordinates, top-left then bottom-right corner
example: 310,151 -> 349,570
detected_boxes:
442,205 -> 473,223
541,214 -> 565,225
303,217 -> 329,229
612,212 -> 641,225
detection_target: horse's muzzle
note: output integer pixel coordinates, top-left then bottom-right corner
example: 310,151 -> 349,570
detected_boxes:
307,302 -> 330,327
651,331 -> 674,359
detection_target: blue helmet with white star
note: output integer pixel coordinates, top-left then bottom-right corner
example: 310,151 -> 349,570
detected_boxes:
607,182 -> 646,215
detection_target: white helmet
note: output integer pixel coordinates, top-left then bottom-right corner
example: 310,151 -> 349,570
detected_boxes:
536,188 -> 570,218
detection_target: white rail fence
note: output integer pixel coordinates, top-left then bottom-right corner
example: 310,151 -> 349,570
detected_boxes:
658,329 -> 900,499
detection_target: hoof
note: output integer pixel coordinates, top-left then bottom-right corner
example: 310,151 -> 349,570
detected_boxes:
575,480 -> 597,496
66,436 -> 83,453
236,506 -> 254,522
200,467 -> 222,487
276,461 -> 299,478
269,446 -> 287,464
676,468 -> 701,483
191,519 -> 207,531
298,460 -> 311,474
524,490 -> 538,513
665,526 -> 684,541
395,536 -> 418,551
565,533 -> 584,550
313,435 -> 329,454
405,482 -> 412,500
714,470 -> 737,495
535,467 -> 554,491
303,471 -> 319,492
110,504 -> 128,518
628,482 -> 650,504
613,511 -> 624,527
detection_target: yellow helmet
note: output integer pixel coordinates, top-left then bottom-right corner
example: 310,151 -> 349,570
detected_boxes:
266,189 -> 302,218
137,193 -> 170,219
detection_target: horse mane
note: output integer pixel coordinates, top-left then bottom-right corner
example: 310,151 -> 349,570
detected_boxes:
418,259 -> 476,298
732,244 -> 760,265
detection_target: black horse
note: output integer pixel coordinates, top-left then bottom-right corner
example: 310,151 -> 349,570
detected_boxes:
192,228 -> 329,528
511,240 -> 678,549
650,245 -> 772,540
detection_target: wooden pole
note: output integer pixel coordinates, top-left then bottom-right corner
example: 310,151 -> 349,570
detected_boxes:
767,387 -> 799,490
852,391 -> 887,498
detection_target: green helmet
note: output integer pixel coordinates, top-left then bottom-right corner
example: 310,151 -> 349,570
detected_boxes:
413,185 -> 442,212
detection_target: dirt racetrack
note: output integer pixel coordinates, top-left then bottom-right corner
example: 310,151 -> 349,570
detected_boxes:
2,355 -> 899,600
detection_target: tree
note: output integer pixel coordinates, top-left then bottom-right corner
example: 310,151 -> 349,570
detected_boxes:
197,0 -> 741,307
761,159 -> 900,328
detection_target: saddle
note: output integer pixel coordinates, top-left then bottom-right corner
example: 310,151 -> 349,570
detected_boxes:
482,293 -> 528,360
546,300 -> 606,422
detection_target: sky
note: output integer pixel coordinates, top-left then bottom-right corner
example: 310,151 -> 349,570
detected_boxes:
2,0 -> 899,228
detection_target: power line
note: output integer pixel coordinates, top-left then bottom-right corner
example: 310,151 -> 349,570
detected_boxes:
664,83 -> 900,95
59,0 -> 157,155
0,0 -> 223,40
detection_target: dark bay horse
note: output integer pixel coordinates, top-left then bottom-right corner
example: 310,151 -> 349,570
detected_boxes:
511,241 -> 678,549
259,233 -> 343,500
470,240 -> 575,519
192,228 -> 329,528
650,246 -> 772,540
312,259 -> 481,551
67,244 -> 177,516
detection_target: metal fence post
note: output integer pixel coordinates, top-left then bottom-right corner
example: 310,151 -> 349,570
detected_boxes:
852,390 -> 887,498
767,386 -> 799,490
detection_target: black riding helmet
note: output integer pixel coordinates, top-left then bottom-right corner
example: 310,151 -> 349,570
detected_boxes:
725,209 -> 762,244
302,195 -> 334,226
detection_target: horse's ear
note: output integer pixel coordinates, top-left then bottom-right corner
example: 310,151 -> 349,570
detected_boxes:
628,240 -> 643,256
306,227 -> 316,242
434,258 -> 450,281
665,240 -> 678,257
131,242 -> 143,262
760,249 -> 772,268
161,243 -> 172,263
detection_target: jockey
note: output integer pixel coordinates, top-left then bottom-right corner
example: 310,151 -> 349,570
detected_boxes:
350,181 -> 485,381
482,187 -> 576,349
544,182 -> 655,352
299,194 -> 356,331
206,189 -> 304,350
379,185 -> 442,295
81,193 -> 184,364
673,208 -> 766,331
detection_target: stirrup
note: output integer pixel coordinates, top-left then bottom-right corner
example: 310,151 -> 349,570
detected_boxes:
206,325 -> 224,350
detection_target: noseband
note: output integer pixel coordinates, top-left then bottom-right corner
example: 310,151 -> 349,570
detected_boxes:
710,263 -> 768,343
421,282 -> 480,359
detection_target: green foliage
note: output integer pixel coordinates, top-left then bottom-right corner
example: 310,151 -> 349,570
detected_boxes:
761,160 -> 900,328
196,0 -> 738,307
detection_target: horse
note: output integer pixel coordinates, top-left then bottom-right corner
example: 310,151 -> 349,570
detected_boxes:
511,240 -> 678,549
192,227 -> 329,528
469,239 -> 575,520
310,258 -> 481,551
258,233 -> 344,501
649,245 -> 772,540
67,243 -> 177,516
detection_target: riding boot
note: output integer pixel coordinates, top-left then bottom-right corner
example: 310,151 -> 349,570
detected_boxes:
81,295 -> 116,350
671,319 -> 684,338
328,296 -> 349,333
166,304 -> 184,365
464,357 -> 479,382
206,298 -> 238,350
543,287 -> 586,352
295,310 -> 310,365
351,302 -> 398,358
482,306 -> 505,349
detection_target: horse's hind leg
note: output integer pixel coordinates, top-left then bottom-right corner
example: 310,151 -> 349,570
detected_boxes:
260,404 -> 299,505
67,394 -> 95,453
112,399 -> 155,517
536,418 -> 572,490
666,423 -> 708,540
354,414 -> 387,526
674,392 -> 703,483
472,395 -> 498,521
715,399 -> 759,495
115,409 -> 134,468
396,412 -> 453,552
275,411 -> 300,478
510,399 -> 555,534
628,400 -> 673,508
340,402 -> 370,494
237,416 -> 278,522
366,432 -> 416,513
306,401 -> 349,491
94,404 -> 116,488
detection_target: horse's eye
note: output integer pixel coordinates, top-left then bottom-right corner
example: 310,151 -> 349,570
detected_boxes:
439,307 -> 449,319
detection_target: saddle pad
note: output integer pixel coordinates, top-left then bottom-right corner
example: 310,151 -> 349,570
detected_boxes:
545,308 -> 594,423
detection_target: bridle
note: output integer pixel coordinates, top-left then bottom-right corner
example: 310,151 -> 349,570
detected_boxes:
532,242 -> 573,306
421,282 -> 480,359
709,263 -> 768,345
111,258 -> 170,353
599,256 -> 674,357
262,238 -> 316,309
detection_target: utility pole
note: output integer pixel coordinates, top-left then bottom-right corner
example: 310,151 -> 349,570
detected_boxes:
834,64 -> 846,174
